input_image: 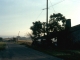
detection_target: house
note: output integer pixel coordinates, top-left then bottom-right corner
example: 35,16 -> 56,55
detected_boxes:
57,19 -> 80,48
70,25 -> 80,45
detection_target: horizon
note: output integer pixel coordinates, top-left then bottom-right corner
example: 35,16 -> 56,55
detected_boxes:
0,35 -> 30,38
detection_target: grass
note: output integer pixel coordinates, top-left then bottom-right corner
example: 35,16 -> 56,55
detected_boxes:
41,49 -> 80,60
0,42 -> 6,50
17,40 -> 32,47
17,41 -> 80,60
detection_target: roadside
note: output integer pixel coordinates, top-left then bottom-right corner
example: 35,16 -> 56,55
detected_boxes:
0,42 -> 6,50
17,40 -> 80,60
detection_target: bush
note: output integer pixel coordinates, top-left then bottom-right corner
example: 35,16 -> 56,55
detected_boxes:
0,37 -> 3,41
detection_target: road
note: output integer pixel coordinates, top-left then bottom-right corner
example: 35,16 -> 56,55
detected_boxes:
0,42 -> 63,60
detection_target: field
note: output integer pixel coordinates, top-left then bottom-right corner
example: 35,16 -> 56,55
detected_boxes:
17,40 -> 32,46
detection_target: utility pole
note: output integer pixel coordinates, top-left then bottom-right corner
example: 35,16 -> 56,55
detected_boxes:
18,31 -> 20,37
46,0 -> 50,45
46,0 -> 48,36
17,31 -> 20,42
46,0 -> 51,46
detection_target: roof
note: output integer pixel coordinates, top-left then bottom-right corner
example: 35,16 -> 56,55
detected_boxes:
70,24 -> 80,32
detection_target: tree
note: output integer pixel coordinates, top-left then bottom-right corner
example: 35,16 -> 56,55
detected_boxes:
30,13 -> 70,48
27,32 -> 34,42
0,37 -> 3,41
30,21 -> 43,39
48,13 -> 66,32
42,22 -> 46,36
48,13 -> 71,48
45,13 -> 68,47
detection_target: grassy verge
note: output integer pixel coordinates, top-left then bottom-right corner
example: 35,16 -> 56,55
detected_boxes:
0,42 -> 6,50
17,41 -> 32,47
18,41 -> 80,60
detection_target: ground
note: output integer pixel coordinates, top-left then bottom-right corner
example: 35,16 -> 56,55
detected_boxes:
0,42 -> 63,60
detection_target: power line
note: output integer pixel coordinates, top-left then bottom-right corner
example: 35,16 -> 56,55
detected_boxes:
35,10 -> 43,21
49,0 -> 65,8
49,0 -> 56,13
35,0 -> 65,21
42,0 -> 65,10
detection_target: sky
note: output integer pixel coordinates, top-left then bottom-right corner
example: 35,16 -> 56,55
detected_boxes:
0,0 -> 80,38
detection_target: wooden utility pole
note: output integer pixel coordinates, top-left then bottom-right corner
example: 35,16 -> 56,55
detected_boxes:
46,0 -> 48,36
46,0 -> 50,45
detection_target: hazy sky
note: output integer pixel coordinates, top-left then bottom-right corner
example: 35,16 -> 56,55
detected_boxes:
0,0 -> 80,37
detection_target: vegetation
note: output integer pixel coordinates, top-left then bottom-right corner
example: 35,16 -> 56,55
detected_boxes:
18,41 -> 80,60
30,13 -> 66,38
32,47 -> 80,60
17,40 -> 32,47
0,37 -> 6,50
0,42 -> 6,50
23,12 -> 80,60
30,13 -> 70,48
49,13 -> 66,32
0,37 -> 3,41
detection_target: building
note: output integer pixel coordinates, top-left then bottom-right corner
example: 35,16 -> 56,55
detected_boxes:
57,19 -> 80,48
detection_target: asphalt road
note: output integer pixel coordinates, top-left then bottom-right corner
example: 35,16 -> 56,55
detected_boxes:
0,42 -> 63,60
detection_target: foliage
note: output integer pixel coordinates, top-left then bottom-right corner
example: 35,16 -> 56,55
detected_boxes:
27,32 -> 34,42
0,37 -> 3,41
30,13 -> 67,38
30,13 -> 70,47
48,13 -> 66,32
0,42 -> 6,50
30,21 -> 44,39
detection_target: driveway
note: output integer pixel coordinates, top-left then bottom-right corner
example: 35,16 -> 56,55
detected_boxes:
0,42 -> 63,60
